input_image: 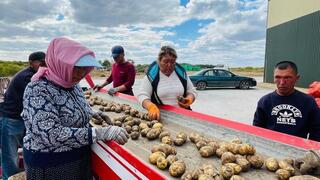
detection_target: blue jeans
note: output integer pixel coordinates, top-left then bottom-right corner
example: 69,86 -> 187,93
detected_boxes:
0,116 -> 25,180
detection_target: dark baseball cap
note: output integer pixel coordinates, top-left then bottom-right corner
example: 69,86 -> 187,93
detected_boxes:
111,45 -> 124,58
29,51 -> 46,62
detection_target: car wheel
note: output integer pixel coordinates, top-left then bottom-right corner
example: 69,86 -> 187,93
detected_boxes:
239,81 -> 250,89
196,81 -> 207,90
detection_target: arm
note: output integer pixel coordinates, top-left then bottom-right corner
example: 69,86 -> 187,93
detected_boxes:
93,71 -> 112,91
308,100 -> 320,141
178,76 -> 197,108
137,76 -> 160,120
252,100 -> 268,128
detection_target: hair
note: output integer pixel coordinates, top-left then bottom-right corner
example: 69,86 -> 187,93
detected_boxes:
274,61 -> 298,74
158,46 -> 177,61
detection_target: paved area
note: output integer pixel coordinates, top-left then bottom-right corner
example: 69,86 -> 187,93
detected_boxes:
81,76 -> 274,125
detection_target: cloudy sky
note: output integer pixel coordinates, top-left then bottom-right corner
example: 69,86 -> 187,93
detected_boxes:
0,0 -> 267,67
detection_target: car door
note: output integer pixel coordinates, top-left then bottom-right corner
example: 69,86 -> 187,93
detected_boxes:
203,70 -> 219,87
216,69 -> 235,87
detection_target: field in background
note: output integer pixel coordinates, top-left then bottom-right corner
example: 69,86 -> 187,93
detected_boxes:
90,66 -> 264,79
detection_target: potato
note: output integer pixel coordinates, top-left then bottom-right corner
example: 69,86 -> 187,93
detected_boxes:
133,119 -> 141,126
180,171 -> 193,180
140,128 -> 151,137
225,163 -> 242,175
283,158 -> 294,166
151,120 -> 159,126
161,136 -> 173,145
238,144 -> 255,155
166,155 -> 178,165
176,132 -> 187,140
124,120 -> 135,127
207,141 -> 220,152
114,121 -> 122,127
189,132 -> 203,143
159,131 -> 171,140
221,152 -> 236,165
199,146 -> 215,157
169,160 -> 186,177
146,128 -> 161,140
216,147 -> 228,158
247,155 -> 264,169
151,143 -> 177,156
231,138 -> 242,144
221,165 -> 234,179
198,174 -> 214,180
230,175 -> 244,180
174,138 -> 186,146
153,122 -> 163,129
235,156 -> 250,172
149,151 -> 166,164
91,117 -> 103,125
100,113 -> 113,125
156,156 -> 168,170
278,160 -> 295,175
124,109 -> 130,114
228,143 -> 241,154
139,122 -> 149,130
131,125 -> 140,132
124,125 -> 132,134
276,169 -> 291,180
196,140 -> 207,150
265,157 -> 279,172
202,164 -> 219,177
192,168 -> 204,180
130,131 -> 139,140
115,106 -> 122,113
146,121 -> 153,128
124,116 -> 133,122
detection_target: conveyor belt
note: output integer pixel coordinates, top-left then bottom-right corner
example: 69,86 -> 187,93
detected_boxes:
91,92 -> 309,180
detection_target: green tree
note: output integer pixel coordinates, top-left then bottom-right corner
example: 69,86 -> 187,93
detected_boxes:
102,59 -> 111,69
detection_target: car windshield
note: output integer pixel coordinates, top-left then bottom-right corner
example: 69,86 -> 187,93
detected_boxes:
192,69 -> 207,75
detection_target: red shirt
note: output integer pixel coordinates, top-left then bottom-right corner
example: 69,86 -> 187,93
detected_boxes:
106,61 -> 136,95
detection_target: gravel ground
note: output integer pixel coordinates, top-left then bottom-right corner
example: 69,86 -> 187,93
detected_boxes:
82,76 -> 274,125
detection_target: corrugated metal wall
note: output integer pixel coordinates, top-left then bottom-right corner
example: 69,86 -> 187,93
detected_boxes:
265,10 -> 320,88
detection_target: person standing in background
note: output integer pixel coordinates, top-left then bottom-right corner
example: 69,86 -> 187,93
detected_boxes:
93,45 -> 136,96
253,61 -> 320,141
0,51 -> 46,179
137,46 -> 197,120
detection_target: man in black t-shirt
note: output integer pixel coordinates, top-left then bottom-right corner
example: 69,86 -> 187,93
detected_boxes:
253,61 -> 320,141
0,51 -> 46,179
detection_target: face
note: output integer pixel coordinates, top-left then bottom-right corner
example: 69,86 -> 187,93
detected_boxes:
158,54 -> 176,76
72,67 -> 88,82
113,53 -> 125,64
30,60 -> 46,71
274,67 -> 299,96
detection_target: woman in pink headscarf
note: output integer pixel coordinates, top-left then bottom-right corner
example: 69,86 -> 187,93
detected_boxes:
21,37 -> 129,179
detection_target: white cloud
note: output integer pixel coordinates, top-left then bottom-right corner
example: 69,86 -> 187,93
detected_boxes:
0,0 -> 267,67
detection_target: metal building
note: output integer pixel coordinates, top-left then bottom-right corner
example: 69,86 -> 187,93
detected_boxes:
265,0 -> 320,88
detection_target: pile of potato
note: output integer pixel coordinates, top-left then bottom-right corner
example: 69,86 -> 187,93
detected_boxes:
149,143 -> 187,177
85,92 -> 308,180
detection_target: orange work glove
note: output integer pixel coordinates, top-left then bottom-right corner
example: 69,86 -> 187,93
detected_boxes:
177,96 -> 193,109
146,103 -> 160,120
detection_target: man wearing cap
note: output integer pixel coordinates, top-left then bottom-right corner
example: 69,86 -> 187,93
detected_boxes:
94,45 -> 136,96
0,51 -> 46,179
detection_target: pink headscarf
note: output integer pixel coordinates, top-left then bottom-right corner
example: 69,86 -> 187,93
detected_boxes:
32,37 -> 94,88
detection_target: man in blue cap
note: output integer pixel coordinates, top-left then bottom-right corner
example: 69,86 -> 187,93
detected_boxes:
94,45 -> 136,96
0,51 -> 46,179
